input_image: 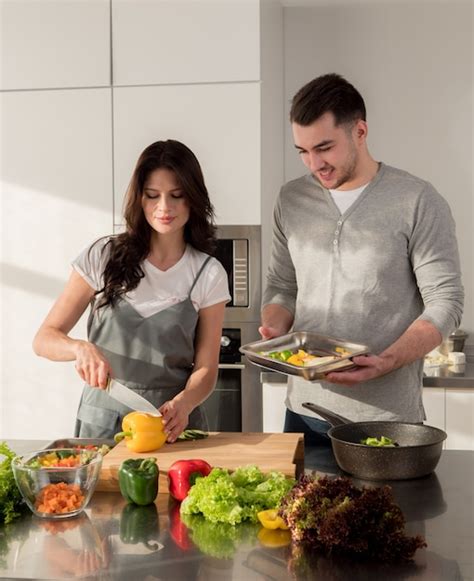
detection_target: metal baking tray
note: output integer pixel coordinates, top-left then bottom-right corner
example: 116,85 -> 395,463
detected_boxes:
43,437 -> 116,450
240,331 -> 370,381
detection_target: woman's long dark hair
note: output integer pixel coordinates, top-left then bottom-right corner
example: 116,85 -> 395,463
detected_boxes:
94,139 -> 216,308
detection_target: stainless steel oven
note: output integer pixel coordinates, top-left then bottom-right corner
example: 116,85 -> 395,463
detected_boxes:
200,225 -> 262,432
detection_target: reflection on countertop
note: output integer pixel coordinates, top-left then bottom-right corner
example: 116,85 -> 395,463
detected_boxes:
1,440 -> 472,581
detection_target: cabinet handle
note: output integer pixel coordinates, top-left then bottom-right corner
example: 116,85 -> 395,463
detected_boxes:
218,363 -> 246,370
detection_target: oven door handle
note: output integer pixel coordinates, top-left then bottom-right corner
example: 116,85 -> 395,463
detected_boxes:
218,363 -> 246,370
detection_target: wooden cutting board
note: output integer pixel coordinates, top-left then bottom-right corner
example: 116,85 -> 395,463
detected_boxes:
96,432 -> 304,493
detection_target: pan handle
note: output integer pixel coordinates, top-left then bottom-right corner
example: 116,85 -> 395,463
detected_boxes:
302,402 -> 351,427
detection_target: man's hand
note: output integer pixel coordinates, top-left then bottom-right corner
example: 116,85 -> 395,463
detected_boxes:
325,320 -> 443,387
259,304 -> 294,340
258,325 -> 282,340
324,354 -> 392,386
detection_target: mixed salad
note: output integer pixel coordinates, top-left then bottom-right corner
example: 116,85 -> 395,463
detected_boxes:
260,347 -> 349,368
25,445 -> 111,469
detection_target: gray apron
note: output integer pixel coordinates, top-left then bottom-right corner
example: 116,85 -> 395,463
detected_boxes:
74,256 -> 212,438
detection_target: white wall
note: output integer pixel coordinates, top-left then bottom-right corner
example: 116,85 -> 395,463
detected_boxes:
0,0 -> 282,439
282,0 -> 474,351
0,0 -> 113,440
1,0 -> 472,439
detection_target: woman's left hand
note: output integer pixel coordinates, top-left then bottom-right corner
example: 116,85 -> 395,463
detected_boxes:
158,399 -> 192,443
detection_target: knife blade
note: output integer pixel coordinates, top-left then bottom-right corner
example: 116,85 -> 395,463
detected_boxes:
106,378 -> 161,415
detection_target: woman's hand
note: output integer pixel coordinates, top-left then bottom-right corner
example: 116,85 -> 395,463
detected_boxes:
159,398 -> 193,443
73,340 -> 112,389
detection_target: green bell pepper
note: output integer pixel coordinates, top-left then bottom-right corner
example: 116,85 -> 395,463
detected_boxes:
118,457 -> 159,506
119,502 -> 160,549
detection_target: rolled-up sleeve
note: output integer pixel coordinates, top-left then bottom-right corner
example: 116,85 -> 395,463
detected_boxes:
409,183 -> 464,338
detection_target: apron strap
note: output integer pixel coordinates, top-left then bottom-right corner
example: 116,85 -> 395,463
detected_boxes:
188,255 -> 212,297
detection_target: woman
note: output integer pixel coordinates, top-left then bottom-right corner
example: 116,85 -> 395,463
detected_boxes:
33,140 -> 230,442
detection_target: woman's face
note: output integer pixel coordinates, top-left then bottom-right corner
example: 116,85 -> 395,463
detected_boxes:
141,168 -> 190,237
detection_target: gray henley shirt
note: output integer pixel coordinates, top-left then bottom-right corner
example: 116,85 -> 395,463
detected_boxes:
263,163 -> 464,422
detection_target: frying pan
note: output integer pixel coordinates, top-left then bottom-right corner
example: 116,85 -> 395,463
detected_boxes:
302,402 -> 447,481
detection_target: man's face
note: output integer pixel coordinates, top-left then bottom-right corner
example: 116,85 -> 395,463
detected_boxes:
292,112 -> 366,190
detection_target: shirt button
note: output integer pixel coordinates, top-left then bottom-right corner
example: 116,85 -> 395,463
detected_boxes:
333,240 -> 338,245
335,230 -> 339,235
337,220 -> 342,226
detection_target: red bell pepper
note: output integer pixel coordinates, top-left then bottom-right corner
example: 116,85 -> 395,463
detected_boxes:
167,459 -> 212,501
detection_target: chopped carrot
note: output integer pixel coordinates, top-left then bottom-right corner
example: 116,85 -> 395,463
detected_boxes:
35,482 -> 85,514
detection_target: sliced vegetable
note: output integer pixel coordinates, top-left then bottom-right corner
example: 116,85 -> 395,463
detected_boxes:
114,412 -> 167,453
262,348 -> 338,368
264,349 -> 294,362
73,444 -> 111,456
168,459 -> 212,502
360,436 -> 398,447
25,449 -> 100,469
177,429 -> 209,441
118,458 -> 159,506
35,482 -> 85,514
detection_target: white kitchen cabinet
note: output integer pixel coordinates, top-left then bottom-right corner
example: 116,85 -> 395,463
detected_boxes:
112,0 -> 260,86
112,83 -> 260,225
445,389 -> 474,450
423,388 -> 446,430
0,89 -> 113,439
262,382 -> 287,433
0,0 -> 110,91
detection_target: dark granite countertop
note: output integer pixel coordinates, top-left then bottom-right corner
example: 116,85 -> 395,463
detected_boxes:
1,439 -> 473,580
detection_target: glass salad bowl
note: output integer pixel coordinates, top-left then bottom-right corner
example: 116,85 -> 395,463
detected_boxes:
12,448 -> 103,519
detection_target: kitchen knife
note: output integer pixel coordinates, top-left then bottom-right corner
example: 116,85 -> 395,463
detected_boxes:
106,378 -> 161,415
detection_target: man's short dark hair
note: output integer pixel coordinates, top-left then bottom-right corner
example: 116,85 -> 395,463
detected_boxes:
290,73 -> 366,127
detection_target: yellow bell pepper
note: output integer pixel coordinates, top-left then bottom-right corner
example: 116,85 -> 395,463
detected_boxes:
287,349 -> 318,367
257,528 -> 291,548
257,509 -> 289,530
114,411 -> 167,453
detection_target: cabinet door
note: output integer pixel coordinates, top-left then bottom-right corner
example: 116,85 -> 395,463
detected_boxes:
112,0 -> 260,85
0,0 -> 110,90
262,382 -> 287,433
0,89 -> 113,439
423,387 -> 446,449
423,388 -> 445,430
113,83 -> 260,225
445,389 -> 474,450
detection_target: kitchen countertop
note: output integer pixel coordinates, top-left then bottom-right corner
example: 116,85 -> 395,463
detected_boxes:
261,360 -> 474,388
1,439 -> 473,580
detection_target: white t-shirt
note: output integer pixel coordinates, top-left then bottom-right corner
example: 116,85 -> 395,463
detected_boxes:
72,237 -> 231,318
329,183 -> 368,214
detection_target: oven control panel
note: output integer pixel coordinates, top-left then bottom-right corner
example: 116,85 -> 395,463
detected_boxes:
219,328 -> 241,364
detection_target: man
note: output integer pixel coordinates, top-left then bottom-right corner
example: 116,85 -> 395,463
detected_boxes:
260,73 -> 464,443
